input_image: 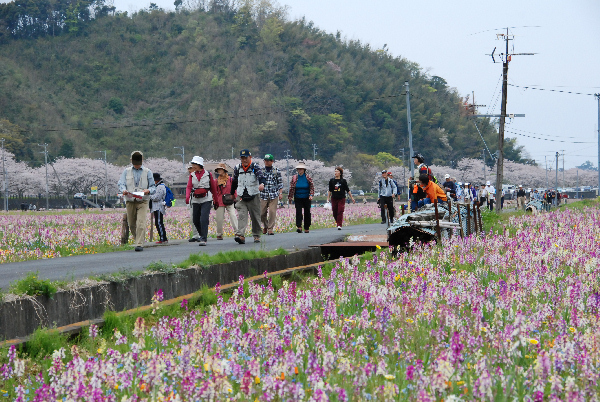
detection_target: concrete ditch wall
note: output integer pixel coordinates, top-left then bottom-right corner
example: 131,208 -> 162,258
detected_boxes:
0,248 -> 323,341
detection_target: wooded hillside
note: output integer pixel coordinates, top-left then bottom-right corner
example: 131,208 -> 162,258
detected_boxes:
0,0 -> 526,170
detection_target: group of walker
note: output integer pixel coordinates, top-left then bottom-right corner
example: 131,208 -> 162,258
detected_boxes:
118,149 -> 356,251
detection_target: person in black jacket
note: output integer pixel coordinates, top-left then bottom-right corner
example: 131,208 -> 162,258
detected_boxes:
442,174 -> 457,200
327,167 -> 355,230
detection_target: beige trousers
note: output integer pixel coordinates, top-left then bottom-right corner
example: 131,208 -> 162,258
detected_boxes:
517,196 -> 526,210
215,204 -> 238,237
126,201 -> 149,246
235,196 -> 262,238
260,198 -> 279,231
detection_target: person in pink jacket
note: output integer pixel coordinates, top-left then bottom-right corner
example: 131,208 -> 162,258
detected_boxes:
210,163 -> 238,240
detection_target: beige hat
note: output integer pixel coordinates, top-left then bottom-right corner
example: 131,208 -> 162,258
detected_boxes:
131,150 -> 143,163
295,163 -> 308,170
214,163 -> 229,173
186,163 -> 194,169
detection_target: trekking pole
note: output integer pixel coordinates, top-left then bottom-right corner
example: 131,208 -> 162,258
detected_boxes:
473,202 -> 479,235
477,203 -> 484,235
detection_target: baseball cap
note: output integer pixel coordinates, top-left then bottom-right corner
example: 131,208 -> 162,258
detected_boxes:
240,149 -> 251,157
131,151 -> 143,163
263,154 -> 274,161
381,170 -> 387,174
444,174 -> 450,179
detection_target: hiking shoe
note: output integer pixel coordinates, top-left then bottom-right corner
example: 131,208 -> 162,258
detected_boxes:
381,221 -> 386,224
198,241 -> 207,246
304,229 -> 309,233
337,226 -> 342,230
268,231 -> 274,235
254,236 -> 261,243
216,235 -> 223,240
188,238 -> 199,242
296,228 -> 302,233
263,228 -> 267,234
134,246 -> 143,252
235,236 -> 245,244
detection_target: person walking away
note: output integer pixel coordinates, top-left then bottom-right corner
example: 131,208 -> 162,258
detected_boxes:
417,174 -> 447,208
479,184 -> 488,207
211,163 -> 238,240
288,162 -> 314,233
186,156 -> 213,246
186,163 -> 201,242
117,151 -> 156,252
150,173 -> 169,244
231,149 -> 266,244
442,174 -> 457,201
327,167 -> 355,230
501,188 -> 506,209
516,185 -> 527,211
259,154 -> 283,235
378,170 -> 397,223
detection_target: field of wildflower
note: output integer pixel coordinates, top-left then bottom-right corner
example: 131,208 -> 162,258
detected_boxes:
0,202 -> 599,400
0,204 -> 380,263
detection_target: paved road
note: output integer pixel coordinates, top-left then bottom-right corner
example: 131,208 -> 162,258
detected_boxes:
0,223 -> 385,290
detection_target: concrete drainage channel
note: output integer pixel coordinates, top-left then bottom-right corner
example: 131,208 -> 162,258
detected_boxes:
0,237 -> 388,347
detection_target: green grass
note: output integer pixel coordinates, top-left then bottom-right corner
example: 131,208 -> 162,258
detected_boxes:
558,197 -> 599,211
9,272 -> 58,298
176,247 -> 288,269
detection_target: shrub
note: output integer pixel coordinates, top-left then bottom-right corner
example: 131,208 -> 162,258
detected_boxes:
9,272 -> 58,298
19,328 -> 68,359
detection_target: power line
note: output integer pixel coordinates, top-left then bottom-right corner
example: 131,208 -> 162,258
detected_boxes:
504,129 -> 593,143
504,125 -> 581,139
508,84 -> 596,96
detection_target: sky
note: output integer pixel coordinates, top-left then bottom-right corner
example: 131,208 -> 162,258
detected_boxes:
7,0 -> 600,169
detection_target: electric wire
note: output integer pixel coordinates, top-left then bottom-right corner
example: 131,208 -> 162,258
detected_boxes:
508,84 -> 598,96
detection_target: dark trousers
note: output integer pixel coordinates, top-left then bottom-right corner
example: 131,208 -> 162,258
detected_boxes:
294,197 -> 311,230
153,210 -> 168,242
380,196 -> 394,222
192,201 -> 211,242
331,198 -> 346,226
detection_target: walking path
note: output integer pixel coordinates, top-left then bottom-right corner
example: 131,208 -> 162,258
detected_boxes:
0,223 -> 385,290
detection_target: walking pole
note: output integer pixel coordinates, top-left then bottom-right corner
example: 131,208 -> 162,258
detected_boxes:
433,199 -> 442,243
456,204 -> 464,238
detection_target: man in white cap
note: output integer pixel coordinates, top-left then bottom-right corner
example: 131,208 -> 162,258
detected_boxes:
117,151 -> 156,251
516,185 -> 527,211
442,174 -> 457,201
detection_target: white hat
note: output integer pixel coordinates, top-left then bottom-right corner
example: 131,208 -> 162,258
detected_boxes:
465,182 -> 470,186
190,156 -> 204,166
519,184 -> 523,187
295,162 -> 308,170
457,182 -> 462,186
444,174 -> 450,179
486,181 -> 490,185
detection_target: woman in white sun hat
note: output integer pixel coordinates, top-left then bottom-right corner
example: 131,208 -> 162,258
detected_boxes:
186,156 -> 213,246
288,162 -> 315,233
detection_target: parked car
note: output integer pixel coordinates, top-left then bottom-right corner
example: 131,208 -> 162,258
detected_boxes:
74,193 -> 86,199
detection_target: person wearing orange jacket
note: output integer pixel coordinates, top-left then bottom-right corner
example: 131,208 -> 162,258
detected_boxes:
417,174 -> 447,208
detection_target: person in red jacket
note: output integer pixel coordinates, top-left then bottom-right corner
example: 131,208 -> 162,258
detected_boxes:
211,163 -> 238,240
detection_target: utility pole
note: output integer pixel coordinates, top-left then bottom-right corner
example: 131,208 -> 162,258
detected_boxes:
487,28 -> 534,213
1,138 -> 7,211
38,144 -> 49,210
232,147 -> 234,160
577,170 -> 579,199
405,81 -> 414,179
284,149 -> 291,190
399,148 -> 406,200
555,152 -> 559,190
312,143 -> 318,160
482,149 -> 487,183
174,146 -> 185,169
96,151 -> 108,201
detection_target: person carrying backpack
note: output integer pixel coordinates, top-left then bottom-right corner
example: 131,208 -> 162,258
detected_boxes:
412,153 -> 437,183
150,173 -> 169,244
186,156 -> 213,246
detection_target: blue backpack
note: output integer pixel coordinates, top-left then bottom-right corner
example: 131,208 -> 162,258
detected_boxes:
162,184 -> 175,207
